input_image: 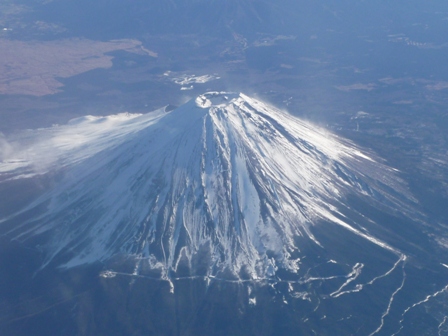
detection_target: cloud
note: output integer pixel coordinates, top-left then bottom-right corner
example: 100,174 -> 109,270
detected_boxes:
0,112 -> 158,180
0,133 -> 13,161
335,83 -> 376,92
425,81 -> 448,91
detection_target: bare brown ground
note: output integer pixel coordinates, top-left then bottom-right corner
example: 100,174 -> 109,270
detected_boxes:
0,38 -> 157,96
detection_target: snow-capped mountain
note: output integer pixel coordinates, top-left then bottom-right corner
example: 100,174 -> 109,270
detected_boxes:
1,92 -> 415,280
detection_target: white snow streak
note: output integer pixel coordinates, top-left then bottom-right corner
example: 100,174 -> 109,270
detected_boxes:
330,263 -> 364,298
330,255 -> 407,298
392,283 -> 448,335
439,316 -> 448,336
369,260 -> 407,335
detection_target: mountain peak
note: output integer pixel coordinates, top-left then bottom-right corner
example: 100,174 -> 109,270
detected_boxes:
194,92 -> 240,108
1,93 -> 415,280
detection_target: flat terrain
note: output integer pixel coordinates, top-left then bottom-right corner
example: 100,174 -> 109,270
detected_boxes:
0,38 -> 157,96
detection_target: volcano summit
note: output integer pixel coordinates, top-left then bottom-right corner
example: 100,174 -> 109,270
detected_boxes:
1,92 -> 414,280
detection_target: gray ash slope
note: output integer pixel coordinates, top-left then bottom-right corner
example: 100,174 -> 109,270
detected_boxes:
1,93 -> 448,335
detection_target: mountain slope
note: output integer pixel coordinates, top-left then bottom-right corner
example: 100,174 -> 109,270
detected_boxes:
1,92 -> 416,280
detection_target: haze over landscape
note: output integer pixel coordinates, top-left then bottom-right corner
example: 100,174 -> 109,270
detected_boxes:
1,1 -> 448,335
